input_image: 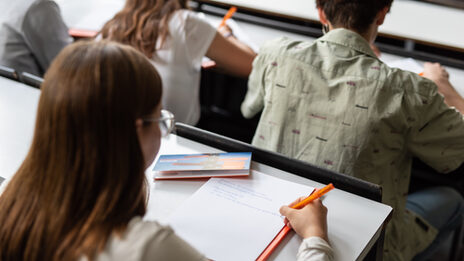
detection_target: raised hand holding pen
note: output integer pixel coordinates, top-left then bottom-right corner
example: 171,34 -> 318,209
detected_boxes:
280,198 -> 329,241
217,7 -> 236,39
218,6 -> 237,28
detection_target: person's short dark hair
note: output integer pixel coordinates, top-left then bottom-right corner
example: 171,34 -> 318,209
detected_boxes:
316,0 -> 393,34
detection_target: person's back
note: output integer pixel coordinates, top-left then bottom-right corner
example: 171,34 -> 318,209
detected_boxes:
241,2 -> 464,259
148,9 -> 217,125
0,0 -> 71,76
100,0 -> 255,126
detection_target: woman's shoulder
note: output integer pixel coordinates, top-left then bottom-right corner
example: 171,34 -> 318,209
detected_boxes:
167,9 -> 216,47
168,9 -> 204,27
126,216 -> 172,238
90,217 -> 172,261
169,9 -> 214,31
171,9 -> 204,22
93,217 -> 206,261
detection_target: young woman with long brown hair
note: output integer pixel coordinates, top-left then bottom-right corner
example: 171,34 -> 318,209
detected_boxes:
0,41 -> 331,261
100,0 -> 256,126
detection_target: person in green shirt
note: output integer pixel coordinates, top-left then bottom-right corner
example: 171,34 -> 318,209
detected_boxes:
241,0 -> 464,260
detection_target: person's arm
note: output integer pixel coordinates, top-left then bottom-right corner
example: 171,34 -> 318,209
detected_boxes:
422,62 -> 464,114
205,29 -> 256,78
217,25 -> 255,55
240,50 -> 269,119
22,0 -> 72,75
407,78 -> 464,174
183,10 -> 255,78
279,199 -> 334,261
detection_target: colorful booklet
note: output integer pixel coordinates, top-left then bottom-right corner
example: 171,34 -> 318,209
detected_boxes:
153,152 -> 252,180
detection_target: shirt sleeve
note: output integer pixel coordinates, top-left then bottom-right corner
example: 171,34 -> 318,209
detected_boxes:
21,0 -> 72,75
297,237 -> 334,261
142,225 -> 207,261
406,78 -> 464,173
183,10 -> 217,67
240,51 -> 268,118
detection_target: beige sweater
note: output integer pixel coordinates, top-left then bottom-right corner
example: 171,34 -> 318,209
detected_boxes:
82,217 -> 333,261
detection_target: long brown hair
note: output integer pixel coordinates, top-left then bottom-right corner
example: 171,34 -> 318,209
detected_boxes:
100,0 -> 188,58
0,40 -> 162,260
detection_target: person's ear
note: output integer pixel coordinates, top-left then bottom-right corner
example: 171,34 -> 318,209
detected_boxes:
135,119 -> 143,131
317,7 -> 329,26
376,6 -> 389,26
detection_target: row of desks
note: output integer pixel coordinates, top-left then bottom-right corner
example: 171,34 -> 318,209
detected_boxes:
55,0 -> 464,96
0,76 -> 392,260
56,0 -> 464,51
195,0 -> 464,51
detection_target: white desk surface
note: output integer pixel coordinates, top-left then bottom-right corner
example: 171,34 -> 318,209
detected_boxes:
56,0 -> 464,50
147,136 -> 392,261
0,77 -> 40,182
198,0 -> 464,50
0,79 -> 392,261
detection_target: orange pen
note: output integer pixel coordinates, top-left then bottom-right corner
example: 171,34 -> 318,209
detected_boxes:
218,6 -> 237,28
256,183 -> 335,261
291,183 -> 334,209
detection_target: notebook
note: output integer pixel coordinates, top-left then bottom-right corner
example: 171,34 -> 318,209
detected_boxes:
153,152 -> 252,180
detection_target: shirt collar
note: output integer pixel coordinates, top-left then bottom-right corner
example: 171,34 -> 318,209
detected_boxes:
317,28 -> 378,58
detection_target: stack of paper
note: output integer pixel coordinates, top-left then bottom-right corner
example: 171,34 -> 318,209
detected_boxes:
168,170 -> 315,261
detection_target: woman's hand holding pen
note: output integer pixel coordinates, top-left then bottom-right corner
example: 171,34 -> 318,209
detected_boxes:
279,198 -> 329,241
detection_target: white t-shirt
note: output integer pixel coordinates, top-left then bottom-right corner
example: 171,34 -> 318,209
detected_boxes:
151,10 -> 217,125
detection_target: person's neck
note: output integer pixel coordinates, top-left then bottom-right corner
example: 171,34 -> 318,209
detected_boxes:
331,24 -> 378,44
359,24 -> 378,44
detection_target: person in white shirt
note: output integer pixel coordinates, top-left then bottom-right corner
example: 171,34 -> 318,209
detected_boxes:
0,40 -> 332,261
0,0 -> 72,76
100,0 -> 256,126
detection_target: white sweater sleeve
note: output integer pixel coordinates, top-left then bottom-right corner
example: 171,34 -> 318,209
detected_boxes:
297,237 -> 334,261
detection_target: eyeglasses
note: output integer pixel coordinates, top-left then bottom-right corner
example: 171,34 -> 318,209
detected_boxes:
142,109 -> 175,137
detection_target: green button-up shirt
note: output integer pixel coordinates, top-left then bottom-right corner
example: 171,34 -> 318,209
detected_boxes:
241,28 -> 464,261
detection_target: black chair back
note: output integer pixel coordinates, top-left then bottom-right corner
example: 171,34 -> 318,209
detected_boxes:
0,65 -> 18,81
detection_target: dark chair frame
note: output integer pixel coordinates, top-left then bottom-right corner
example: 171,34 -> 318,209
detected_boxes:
0,65 -> 18,81
19,72 -> 43,89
